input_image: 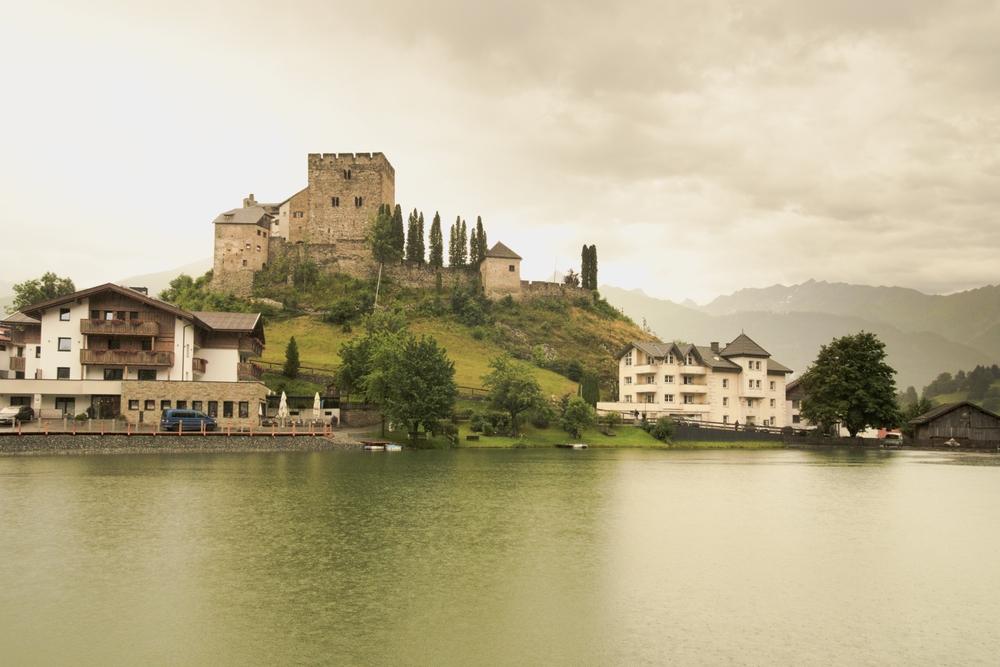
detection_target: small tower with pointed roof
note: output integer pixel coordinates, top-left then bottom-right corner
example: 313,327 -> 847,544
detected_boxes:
480,241 -> 523,300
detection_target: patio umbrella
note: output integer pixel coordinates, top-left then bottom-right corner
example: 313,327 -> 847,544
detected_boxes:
313,392 -> 322,420
277,391 -> 289,422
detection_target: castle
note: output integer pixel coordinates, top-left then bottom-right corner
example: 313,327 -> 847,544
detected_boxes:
211,152 -> 579,300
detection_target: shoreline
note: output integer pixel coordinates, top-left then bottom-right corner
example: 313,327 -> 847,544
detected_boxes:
0,434 -> 354,456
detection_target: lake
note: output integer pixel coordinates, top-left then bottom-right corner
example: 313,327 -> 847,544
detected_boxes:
2,448 -> 999,665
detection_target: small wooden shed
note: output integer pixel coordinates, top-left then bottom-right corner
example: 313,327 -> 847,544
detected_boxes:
909,401 -> 1000,446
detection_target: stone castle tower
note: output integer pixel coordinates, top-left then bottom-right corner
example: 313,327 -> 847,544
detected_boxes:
212,153 -> 395,295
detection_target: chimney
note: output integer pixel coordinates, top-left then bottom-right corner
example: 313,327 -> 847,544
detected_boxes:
243,193 -> 257,208
710,341 -> 720,353
129,286 -> 148,295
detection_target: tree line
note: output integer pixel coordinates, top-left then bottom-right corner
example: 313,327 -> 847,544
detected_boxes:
371,204 -> 489,269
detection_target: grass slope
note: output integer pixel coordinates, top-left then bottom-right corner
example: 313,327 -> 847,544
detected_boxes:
262,315 -> 579,396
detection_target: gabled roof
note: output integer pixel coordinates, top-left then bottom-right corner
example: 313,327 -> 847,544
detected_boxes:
720,333 -> 770,358
908,401 -> 1000,425
15,284 -> 262,338
767,358 -> 793,374
694,345 -> 742,371
485,242 -> 521,260
212,205 -> 273,225
2,311 -> 40,325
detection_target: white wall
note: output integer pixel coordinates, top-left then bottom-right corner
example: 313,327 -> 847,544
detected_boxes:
38,297 -> 89,380
196,347 -> 240,382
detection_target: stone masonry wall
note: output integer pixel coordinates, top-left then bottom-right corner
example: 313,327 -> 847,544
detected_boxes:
520,280 -> 586,300
120,380 -> 269,428
213,222 -> 270,296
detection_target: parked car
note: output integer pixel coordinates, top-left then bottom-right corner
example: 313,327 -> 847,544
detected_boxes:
160,409 -> 217,432
0,405 -> 34,426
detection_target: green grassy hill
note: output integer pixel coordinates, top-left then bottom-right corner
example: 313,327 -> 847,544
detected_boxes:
165,268 -> 654,398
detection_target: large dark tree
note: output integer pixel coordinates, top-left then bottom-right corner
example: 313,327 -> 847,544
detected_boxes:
580,245 -> 598,289
416,211 -> 426,264
470,216 -> 488,265
483,355 -> 544,436
9,272 -> 76,313
800,332 -> 900,437
458,218 -> 468,266
369,204 -> 401,264
405,208 -> 423,264
391,204 -> 405,260
283,336 -> 300,379
429,212 -> 444,268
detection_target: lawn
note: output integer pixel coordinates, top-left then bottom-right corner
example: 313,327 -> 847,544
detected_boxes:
262,315 -> 577,396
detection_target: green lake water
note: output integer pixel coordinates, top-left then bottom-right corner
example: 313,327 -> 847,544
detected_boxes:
2,448 -> 999,665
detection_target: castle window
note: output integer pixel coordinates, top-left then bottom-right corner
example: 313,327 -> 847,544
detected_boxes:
343,169 -> 352,179
245,242 -> 251,249
354,196 -> 363,207
508,265 -> 515,272
293,211 -> 304,218
242,259 -> 247,267
331,196 -> 340,207
256,245 -> 261,252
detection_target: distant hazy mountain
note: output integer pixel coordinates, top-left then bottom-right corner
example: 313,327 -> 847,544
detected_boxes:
117,258 -> 212,298
601,285 -> 995,391
699,280 -> 1000,360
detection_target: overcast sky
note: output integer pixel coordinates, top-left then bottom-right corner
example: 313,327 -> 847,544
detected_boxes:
1,0 -> 997,303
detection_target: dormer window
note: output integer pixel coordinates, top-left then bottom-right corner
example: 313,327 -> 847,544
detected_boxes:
624,352 -> 632,366
685,354 -> 694,365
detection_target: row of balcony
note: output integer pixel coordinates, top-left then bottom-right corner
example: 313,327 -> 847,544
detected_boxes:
633,384 -> 708,394
629,364 -> 707,375
9,356 -> 25,372
80,349 -> 175,366
80,318 -> 160,336
238,362 -> 263,381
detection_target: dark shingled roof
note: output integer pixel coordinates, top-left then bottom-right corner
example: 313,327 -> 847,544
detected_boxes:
720,333 -> 771,358
695,346 -> 742,371
2,311 -> 40,325
212,206 -> 272,225
190,311 -> 261,332
485,242 -> 521,260
767,358 -> 793,374
908,401 -> 1000,425
621,337 -> 791,374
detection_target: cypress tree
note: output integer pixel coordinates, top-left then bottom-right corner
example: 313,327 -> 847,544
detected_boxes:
448,220 -> 459,267
589,245 -> 598,289
469,225 -> 478,266
475,216 -> 487,265
429,212 -> 444,268
458,218 -> 468,267
283,336 -> 300,379
580,245 -> 591,288
391,204 -> 405,260
416,212 -> 426,264
405,209 -> 420,263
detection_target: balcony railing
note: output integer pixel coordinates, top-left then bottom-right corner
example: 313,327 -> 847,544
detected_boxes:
9,357 -> 25,372
80,349 -> 174,367
81,319 -> 160,336
192,357 -> 207,374
238,362 -> 263,381
679,384 -> 708,394
238,337 -> 264,358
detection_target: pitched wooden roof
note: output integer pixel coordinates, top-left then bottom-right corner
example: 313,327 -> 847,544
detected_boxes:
908,401 -> 1000,425
485,242 -> 521,260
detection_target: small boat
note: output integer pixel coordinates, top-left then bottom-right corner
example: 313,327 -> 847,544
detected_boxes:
384,443 -> 402,452
362,444 -> 385,451
557,443 -> 588,449
360,439 -> 391,451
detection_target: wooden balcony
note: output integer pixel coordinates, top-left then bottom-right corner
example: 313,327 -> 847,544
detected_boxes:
237,362 -> 263,381
81,319 -> 160,336
192,357 -> 207,374
238,337 -> 264,358
9,357 -> 25,372
80,349 -> 174,367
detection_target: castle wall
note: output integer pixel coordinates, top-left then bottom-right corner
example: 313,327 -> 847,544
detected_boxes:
383,264 -> 476,290
520,280 -> 586,300
480,257 -> 522,299
299,153 -> 394,252
213,222 -> 270,296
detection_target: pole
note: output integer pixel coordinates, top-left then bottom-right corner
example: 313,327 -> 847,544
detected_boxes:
373,262 -> 383,310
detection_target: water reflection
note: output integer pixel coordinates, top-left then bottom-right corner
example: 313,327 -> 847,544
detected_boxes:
1,449 -> 999,665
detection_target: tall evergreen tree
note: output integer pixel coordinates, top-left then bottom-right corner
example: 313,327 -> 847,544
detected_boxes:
416,212 -> 426,264
589,245 -> 598,288
580,245 -> 591,288
458,218 -> 468,266
283,336 -> 300,379
469,225 -> 479,265
429,212 -> 444,268
448,220 -> 459,267
391,204 -> 405,260
370,204 -> 400,264
475,217 -> 487,264
405,208 -> 421,263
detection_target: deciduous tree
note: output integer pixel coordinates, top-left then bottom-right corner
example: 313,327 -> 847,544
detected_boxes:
800,332 -> 900,437
9,272 -> 76,313
483,355 -> 544,436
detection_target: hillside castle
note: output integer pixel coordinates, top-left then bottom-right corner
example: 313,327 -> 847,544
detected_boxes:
211,152 -> 576,300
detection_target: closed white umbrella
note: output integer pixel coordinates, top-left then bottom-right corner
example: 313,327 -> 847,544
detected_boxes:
277,391 -> 289,423
313,392 -> 322,420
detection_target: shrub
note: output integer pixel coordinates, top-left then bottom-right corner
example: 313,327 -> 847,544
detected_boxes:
74,412 -> 89,421
649,416 -> 675,442
482,423 -> 496,436
602,412 -> 622,430
566,360 -> 584,382
530,403 -> 556,429
471,327 -> 486,341
560,396 -> 596,438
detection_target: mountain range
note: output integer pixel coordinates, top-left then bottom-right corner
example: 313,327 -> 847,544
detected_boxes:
601,281 -> 1000,391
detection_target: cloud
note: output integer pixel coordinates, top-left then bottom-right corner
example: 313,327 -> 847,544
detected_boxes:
0,0 -> 997,302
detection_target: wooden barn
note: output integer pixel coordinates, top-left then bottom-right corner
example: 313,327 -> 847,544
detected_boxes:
909,402 -> 1000,446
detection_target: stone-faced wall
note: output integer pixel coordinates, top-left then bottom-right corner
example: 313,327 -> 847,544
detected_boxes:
520,280 -> 586,300
120,380 -> 268,428
213,221 -> 270,296
481,256 -> 522,299
298,153 -> 394,255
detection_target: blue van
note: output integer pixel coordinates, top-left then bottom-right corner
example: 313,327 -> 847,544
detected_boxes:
160,409 -> 217,432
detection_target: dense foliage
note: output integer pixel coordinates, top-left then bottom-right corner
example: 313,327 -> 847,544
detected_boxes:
483,355 -> 545,436
560,395 -> 595,438
580,244 -> 598,290
9,272 -> 76,313
160,272 -> 254,312
800,332 -> 900,437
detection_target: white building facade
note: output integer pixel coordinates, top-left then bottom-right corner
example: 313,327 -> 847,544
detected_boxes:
597,334 -> 793,427
0,284 -> 267,426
